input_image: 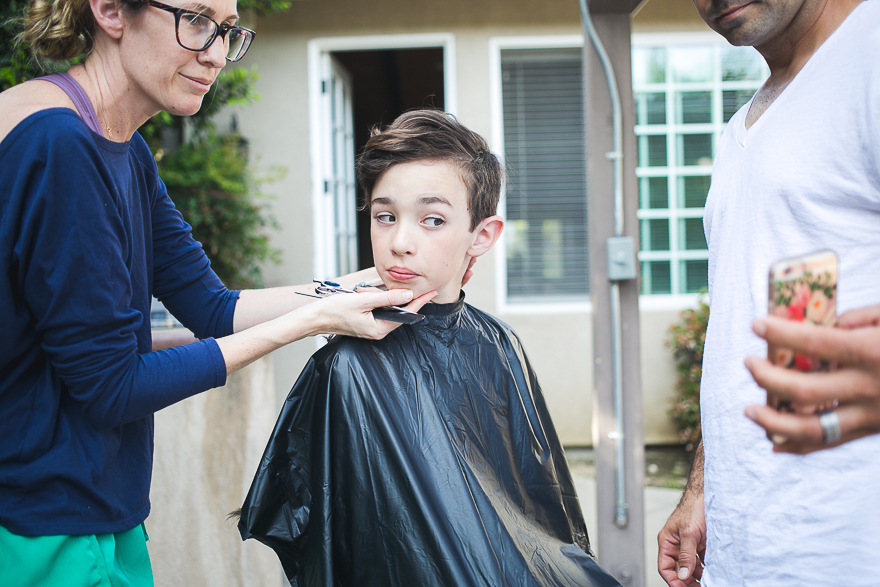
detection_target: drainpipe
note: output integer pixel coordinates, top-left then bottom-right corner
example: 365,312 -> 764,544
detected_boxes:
579,0 -> 636,530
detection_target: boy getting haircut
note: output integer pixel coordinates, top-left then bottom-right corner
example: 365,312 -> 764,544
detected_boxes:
238,110 -> 619,587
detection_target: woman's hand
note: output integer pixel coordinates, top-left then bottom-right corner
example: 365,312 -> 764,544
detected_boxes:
218,288 -> 436,376
220,267 -> 434,376
304,288 -> 437,339
233,268 -> 384,333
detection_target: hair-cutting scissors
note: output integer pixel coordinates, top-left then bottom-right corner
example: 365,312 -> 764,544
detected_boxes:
296,280 -> 425,324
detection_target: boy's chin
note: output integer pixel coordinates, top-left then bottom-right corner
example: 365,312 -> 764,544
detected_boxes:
380,280 -> 422,298
380,281 -> 459,303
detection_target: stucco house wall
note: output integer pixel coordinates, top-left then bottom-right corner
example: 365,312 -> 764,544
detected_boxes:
148,357 -> 284,587
229,0 -> 711,446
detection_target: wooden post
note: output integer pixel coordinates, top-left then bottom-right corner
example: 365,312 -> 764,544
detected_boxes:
583,2 -> 648,585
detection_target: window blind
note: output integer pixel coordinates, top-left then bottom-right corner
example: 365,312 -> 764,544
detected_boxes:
501,48 -> 589,301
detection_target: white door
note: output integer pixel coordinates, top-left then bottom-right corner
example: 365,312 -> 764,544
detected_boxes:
318,53 -> 358,278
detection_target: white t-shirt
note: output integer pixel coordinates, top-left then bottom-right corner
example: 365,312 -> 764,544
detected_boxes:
701,2 -> 880,585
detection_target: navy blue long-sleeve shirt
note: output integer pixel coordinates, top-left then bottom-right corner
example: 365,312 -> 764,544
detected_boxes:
0,109 -> 239,536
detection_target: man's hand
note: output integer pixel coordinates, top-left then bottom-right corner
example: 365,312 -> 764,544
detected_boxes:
744,305 -> 880,454
658,443 -> 706,587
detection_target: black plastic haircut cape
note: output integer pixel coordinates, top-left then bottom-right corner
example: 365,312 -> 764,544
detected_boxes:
238,295 -> 620,587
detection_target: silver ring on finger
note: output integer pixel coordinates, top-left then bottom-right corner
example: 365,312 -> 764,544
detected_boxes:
818,409 -> 842,444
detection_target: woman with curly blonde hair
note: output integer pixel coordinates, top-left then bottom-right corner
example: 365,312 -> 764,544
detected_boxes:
0,1 -> 433,584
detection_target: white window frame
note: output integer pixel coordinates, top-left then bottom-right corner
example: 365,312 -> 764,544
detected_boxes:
307,34 -> 458,280
489,35 -> 590,316
632,32 -> 767,311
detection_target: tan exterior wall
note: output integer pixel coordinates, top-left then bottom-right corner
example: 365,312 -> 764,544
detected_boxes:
232,0 -> 704,446
148,356 -> 283,587
259,0 -> 581,34
633,0 -> 712,32
639,308 -> 683,443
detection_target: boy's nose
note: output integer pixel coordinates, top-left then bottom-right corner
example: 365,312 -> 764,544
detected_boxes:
390,225 -> 415,256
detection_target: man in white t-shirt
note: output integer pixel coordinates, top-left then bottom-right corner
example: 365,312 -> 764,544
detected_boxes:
658,1 -> 880,586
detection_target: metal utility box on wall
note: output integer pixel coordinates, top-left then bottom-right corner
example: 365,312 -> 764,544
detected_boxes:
607,237 -> 637,281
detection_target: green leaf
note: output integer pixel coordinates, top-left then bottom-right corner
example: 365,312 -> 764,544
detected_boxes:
3,0 -> 287,290
664,291 -> 709,449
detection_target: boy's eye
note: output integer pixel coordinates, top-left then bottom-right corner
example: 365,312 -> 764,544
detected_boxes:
375,212 -> 395,224
423,216 -> 445,228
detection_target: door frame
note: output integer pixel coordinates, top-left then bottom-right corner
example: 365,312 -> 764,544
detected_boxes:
322,54 -> 357,277
307,33 -> 458,279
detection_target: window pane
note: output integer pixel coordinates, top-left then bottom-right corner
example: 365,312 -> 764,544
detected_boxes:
679,133 -> 713,166
681,218 -> 707,250
677,91 -> 712,124
501,48 -> 589,299
637,92 -> 666,125
680,175 -> 711,208
642,261 -> 672,294
634,40 -> 761,295
671,46 -> 713,83
633,47 -> 666,84
682,259 -> 709,293
641,218 -> 670,251
641,134 -> 667,167
721,46 -> 765,81
640,176 -> 668,209
722,89 -> 756,122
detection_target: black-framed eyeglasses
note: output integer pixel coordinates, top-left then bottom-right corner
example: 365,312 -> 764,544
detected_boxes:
143,0 -> 255,62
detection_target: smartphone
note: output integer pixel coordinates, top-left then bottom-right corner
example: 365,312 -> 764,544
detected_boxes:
767,250 -> 838,413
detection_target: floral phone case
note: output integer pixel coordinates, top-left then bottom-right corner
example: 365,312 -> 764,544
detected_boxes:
767,250 -> 838,414
767,249 -> 838,373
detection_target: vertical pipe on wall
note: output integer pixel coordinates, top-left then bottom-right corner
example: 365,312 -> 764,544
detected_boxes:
579,0 -> 629,530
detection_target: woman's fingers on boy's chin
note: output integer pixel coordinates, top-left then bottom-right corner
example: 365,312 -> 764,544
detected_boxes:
364,291 -> 437,339
372,288 -> 414,309
403,290 -> 437,312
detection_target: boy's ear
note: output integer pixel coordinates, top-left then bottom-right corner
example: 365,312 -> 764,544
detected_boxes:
467,215 -> 504,259
90,0 -> 126,39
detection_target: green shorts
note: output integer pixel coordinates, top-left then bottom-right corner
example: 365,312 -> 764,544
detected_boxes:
0,523 -> 154,587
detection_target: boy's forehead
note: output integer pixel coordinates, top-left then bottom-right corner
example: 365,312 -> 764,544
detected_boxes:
370,160 -> 469,206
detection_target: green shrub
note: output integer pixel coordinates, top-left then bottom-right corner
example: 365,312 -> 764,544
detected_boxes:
143,66 -> 283,289
665,296 -> 709,450
2,2 -> 288,290
1,1 -> 42,91
158,129 -> 281,289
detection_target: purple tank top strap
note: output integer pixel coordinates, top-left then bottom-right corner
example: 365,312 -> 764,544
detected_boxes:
37,72 -> 103,136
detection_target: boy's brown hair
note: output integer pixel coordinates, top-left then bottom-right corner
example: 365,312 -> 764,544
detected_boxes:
356,109 -> 503,231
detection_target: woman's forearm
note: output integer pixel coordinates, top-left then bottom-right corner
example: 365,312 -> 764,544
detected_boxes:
232,284 -> 318,333
219,303 -> 321,375
218,287 -> 432,376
